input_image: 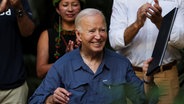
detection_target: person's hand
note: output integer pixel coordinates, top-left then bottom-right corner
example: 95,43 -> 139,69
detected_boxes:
65,40 -> 75,52
74,37 -> 81,48
65,39 -> 81,52
146,0 -> 162,29
142,58 -> 153,73
142,58 -> 154,82
52,87 -> 72,104
9,0 -> 22,9
0,0 -> 23,13
135,3 -> 150,28
0,0 -> 8,13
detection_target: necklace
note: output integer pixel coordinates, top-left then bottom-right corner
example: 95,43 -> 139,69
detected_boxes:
53,17 -> 75,59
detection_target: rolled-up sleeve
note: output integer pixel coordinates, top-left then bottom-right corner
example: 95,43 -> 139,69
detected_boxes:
109,0 -> 128,50
125,65 -> 158,104
169,6 -> 184,49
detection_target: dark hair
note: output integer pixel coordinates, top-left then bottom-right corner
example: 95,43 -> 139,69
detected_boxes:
54,0 -> 85,10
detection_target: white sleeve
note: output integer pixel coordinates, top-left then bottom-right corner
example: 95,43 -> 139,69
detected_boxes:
169,5 -> 184,49
109,0 -> 128,51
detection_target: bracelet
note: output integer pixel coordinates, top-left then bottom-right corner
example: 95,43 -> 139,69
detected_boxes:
143,78 -> 155,85
16,8 -> 24,17
143,79 -> 154,85
143,74 -> 154,84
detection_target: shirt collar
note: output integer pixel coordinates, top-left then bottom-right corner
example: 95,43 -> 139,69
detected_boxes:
71,48 -> 112,71
71,48 -> 84,71
102,48 -> 114,71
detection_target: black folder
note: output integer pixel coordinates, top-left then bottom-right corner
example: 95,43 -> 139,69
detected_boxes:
146,7 -> 178,76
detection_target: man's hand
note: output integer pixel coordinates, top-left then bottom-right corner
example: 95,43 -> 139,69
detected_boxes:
9,0 -> 22,9
46,87 -> 72,104
135,3 -> 149,28
143,58 -> 154,83
145,0 -> 162,29
0,0 -> 23,12
0,0 -> 8,13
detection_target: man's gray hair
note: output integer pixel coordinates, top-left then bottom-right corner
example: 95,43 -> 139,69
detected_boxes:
75,8 -> 106,32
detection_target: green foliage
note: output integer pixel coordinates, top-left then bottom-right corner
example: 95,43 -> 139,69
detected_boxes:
52,0 -> 60,7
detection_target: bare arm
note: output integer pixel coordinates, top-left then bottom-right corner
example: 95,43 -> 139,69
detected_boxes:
142,58 -> 155,94
124,3 -> 148,45
124,0 -> 162,45
36,30 -> 53,78
10,0 -> 35,37
124,21 -> 143,45
0,0 -> 8,13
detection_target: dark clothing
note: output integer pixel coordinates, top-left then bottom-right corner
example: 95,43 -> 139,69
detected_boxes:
29,48 -> 158,104
48,28 -> 76,63
0,0 -> 33,90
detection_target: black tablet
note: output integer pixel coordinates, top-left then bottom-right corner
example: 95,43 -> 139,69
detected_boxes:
146,7 -> 178,76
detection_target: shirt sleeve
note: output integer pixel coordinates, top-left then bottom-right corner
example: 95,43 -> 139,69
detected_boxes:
28,65 -> 63,104
169,6 -> 184,49
124,64 -> 159,104
124,65 -> 146,104
108,0 -> 128,50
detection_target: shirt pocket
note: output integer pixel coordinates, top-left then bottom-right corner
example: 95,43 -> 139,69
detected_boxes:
67,82 -> 88,103
101,80 -> 126,102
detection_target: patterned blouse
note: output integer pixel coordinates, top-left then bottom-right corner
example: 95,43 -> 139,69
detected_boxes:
48,28 -> 76,63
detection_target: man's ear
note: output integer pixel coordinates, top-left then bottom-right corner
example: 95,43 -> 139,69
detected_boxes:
75,30 -> 82,42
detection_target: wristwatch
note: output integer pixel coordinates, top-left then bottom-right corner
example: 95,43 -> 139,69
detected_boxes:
16,9 -> 24,17
143,79 -> 152,84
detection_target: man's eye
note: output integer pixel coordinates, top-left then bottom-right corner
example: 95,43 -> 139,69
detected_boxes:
100,29 -> 106,33
89,30 -> 95,33
101,29 -> 106,32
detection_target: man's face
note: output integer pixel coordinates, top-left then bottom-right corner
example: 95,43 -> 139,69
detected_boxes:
77,14 -> 107,53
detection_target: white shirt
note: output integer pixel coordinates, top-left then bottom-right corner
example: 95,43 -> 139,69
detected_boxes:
109,0 -> 184,67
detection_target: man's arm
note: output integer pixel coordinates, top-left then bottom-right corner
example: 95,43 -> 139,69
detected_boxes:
0,0 -> 8,13
10,0 -> 35,37
45,95 -> 54,104
124,0 -> 162,45
142,58 -> 159,103
45,88 -> 71,104
123,2 -> 149,45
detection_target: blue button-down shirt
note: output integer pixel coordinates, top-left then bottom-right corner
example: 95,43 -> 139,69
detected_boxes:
29,48 -> 158,104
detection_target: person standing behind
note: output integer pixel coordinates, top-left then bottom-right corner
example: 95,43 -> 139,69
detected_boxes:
36,0 -> 83,79
0,0 -> 35,103
109,0 -> 184,104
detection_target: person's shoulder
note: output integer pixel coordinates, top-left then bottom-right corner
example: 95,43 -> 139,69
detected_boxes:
46,28 -> 58,38
105,48 -> 127,59
105,48 -> 130,63
54,49 -> 79,65
104,48 -> 132,72
47,28 -> 57,34
38,30 -> 49,42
